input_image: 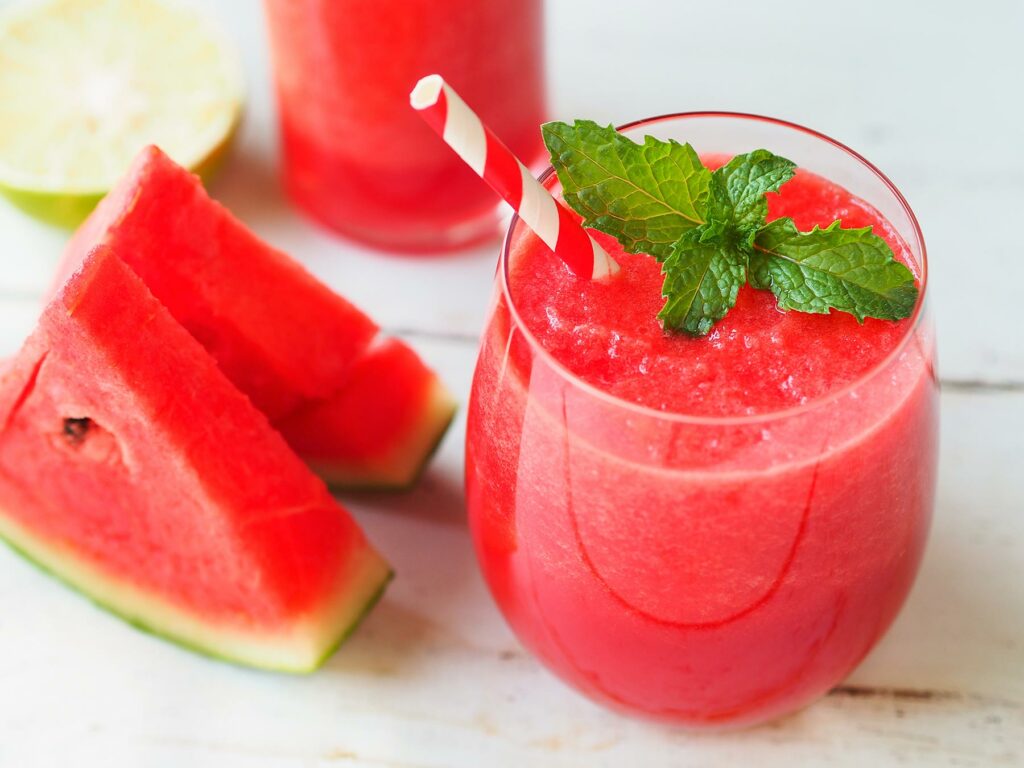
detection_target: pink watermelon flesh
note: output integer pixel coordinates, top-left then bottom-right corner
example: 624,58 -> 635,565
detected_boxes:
0,247 -> 391,671
58,147 -> 456,487
277,337 -> 456,488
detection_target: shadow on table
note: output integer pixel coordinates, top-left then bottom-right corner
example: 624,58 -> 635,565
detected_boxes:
342,468 -> 467,528
320,461 -> 485,678
323,600 -> 472,680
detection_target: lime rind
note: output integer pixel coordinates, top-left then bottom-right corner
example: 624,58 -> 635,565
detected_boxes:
0,122 -> 237,228
0,0 -> 244,227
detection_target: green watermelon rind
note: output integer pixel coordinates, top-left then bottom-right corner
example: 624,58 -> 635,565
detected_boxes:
312,382 -> 458,492
0,510 -> 392,673
310,569 -> 393,669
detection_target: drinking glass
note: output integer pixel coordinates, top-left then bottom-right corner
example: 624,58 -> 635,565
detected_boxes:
465,113 -> 938,727
263,0 -> 546,252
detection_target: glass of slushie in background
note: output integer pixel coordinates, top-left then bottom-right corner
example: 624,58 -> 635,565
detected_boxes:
263,0 -> 545,252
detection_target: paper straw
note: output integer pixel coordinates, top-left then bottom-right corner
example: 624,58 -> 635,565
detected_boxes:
410,74 -> 619,280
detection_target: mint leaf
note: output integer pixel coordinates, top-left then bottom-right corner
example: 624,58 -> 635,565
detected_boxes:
751,218 -> 918,321
658,226 -> 747,335
713,150 -> 796,233
542,120 -> 711,261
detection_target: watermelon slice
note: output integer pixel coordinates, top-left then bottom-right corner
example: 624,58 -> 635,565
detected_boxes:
56,146 -> 456,488
0,247 -> 391,671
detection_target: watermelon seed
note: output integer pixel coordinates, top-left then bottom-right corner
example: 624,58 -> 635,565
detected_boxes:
62,417 -> 92,446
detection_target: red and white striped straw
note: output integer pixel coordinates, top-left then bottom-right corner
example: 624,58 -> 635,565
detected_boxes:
410,74 -> 619,281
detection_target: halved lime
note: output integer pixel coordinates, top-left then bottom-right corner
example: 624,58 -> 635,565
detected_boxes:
0,0 -> 243,228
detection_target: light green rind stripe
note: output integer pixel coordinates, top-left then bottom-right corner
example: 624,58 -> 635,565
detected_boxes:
0,509 -> 391,673
311,380 -> 458,492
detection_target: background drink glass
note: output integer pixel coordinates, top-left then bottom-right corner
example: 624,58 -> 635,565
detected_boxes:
263,0 -> 546,252
465,113 -> 938,728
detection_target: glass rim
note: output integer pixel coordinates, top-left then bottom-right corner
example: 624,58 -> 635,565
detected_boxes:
499,110 -> 930,427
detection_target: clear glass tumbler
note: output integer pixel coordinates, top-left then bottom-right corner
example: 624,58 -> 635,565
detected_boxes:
465,113 -> 938,728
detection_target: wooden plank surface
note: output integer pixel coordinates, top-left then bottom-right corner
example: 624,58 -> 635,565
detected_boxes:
0,0 -> 1020,766
0,333 -> 1019,766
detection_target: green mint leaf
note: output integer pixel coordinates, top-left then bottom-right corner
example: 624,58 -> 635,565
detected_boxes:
751,218 -> 919,321
658,226 -> 747,336
542,120 -> 711,261
712,149 -> 796,233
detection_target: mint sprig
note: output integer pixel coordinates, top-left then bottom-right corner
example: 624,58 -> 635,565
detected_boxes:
543,121 -> 919,335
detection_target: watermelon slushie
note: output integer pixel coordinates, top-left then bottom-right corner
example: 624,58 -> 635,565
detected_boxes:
263,0 -> 545,251
465,114 -> 938,727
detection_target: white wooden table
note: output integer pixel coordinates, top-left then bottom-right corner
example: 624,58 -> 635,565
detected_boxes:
0,1 -> 1021,765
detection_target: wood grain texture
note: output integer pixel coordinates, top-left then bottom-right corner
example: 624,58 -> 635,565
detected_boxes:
0,0 -> 1020,765
0,337 -> 1019,767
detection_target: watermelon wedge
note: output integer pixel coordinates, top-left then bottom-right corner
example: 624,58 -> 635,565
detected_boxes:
56,146 -> 456,488
0,247 -> 391,672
